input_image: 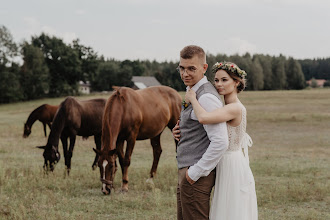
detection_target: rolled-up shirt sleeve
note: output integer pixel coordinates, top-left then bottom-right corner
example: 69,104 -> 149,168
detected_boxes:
188,93 -> 229,181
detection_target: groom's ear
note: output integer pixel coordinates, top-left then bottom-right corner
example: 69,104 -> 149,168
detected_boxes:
203,63 -> 208,73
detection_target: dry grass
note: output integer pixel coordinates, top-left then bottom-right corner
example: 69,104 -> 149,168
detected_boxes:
0,89 -> 329,219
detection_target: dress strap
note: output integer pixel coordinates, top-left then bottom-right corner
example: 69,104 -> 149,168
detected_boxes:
241,133 -> 253,164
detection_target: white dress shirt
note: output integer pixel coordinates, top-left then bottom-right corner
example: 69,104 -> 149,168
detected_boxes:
187,76 -> 229,181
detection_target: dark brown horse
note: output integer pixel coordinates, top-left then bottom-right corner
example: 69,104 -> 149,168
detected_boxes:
23,104 -> 59,138
37,97 -> 106,173
94,86 -> 181,195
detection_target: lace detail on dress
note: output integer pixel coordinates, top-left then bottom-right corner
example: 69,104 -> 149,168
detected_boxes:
227,103 -> 247,151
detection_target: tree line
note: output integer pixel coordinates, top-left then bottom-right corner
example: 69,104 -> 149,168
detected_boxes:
1,25 -> 329,103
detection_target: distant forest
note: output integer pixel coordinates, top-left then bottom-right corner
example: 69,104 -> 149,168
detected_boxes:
1,25 -> 330,103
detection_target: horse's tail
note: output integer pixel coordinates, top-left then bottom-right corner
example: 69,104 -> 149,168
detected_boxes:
102,93 -> 123,151
101,102 -> 111,151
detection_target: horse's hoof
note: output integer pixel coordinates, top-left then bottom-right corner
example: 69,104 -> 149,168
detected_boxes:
146,178 -> 154,185
146,178 -> 155,190
92,165 -> 97,170
120,188 -> 128,193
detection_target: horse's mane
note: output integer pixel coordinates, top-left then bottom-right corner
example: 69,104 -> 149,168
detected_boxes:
26,104 -> 47,125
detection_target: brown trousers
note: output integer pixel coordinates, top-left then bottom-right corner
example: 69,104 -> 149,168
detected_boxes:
177,167 -> 215,220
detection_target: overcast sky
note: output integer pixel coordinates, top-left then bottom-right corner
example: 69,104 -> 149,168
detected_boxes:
1,0 -> 330,62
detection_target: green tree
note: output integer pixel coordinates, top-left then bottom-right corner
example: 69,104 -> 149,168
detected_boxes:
310,78 -> 318,88
228,53 -> 253,90
286,58 -> 306,90
72,39 -> 99,89
0,25 -> 23,103
154,61 -> 186,91
94,60 -> 121,91
323,80 -> 330,87
272,56 -> 287,90
206,53 -> 228,80
20,42 -> 49,100
32,33 -> 82,96
118,61 -> 134,87
256,54 -> 273,90
0,64 -> 23,103
121,60 -> 146,76
250,56 -> 264,90
139,60 -> 161,76
0,25 -> 18,65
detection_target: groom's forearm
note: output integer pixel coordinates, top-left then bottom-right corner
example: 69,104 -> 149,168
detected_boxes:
187,132 -> 228,181
187,94 -> 229,181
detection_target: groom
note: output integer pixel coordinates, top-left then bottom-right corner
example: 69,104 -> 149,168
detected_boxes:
175,45 -> 229,220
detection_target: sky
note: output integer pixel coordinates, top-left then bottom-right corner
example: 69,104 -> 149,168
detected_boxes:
1,0 -> 330,62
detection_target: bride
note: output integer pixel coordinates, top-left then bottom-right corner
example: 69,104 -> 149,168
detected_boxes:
174,61 -> 258,219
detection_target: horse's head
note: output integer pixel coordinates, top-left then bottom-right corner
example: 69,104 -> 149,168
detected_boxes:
94,148 -> 117,195
23,123 -> 31,138
37,145 -> 61,171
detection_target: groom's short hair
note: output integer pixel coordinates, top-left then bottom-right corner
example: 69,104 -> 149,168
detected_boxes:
180,45 -> 206,64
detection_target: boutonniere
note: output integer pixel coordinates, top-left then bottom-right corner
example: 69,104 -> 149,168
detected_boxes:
182,100 -> 190,110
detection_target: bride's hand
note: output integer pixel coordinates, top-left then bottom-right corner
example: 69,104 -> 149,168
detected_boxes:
185,89 -> 196,103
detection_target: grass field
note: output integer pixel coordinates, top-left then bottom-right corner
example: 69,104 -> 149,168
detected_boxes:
0,89 -> 329,220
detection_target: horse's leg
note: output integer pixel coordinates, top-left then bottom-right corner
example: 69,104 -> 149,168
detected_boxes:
121,137 -> 137,192
47,122 -> 52,137
43,122 -> 47,137
92,134 -> 101,170
66,134 -> 76,174
61,134 -> 68,169
116,139 -> 125,188
150,134 -> 162,179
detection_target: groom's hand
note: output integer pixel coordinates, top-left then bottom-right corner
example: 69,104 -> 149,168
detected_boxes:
186,170 -> 195,185
172,120 -> 181,141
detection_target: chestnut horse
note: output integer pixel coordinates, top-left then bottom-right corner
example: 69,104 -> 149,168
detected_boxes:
23,104 -> 58,138
94,86 -> 181,195
37,97 -> 106,173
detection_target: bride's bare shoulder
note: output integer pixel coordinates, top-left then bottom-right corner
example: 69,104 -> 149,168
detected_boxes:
224,102 -> 242,114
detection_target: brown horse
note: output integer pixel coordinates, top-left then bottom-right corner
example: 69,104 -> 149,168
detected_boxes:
23,104 -> 59,138
37,97 -> 106,173
94,86 -> 181,195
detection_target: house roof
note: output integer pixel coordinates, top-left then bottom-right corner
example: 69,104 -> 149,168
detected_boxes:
79,81 -> 91,87
132,76 -> 161,89
134,82 -> 147,89
306,79 -> 326,87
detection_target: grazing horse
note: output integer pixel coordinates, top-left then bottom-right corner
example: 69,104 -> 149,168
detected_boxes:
23,104 -> 59,138
94,86 -> 181,195
37,97 -> 106,173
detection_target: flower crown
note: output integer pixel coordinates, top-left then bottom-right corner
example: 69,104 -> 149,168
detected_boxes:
211,61 -> 247,78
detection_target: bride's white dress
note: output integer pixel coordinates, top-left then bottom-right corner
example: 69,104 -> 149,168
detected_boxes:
210,103 -> 258,220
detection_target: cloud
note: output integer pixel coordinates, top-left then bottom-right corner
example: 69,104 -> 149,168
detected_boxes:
22,17 -> 77,43
23,17 -> 41,35
62,32 -> 78,43
75,9 -> 86,15
226,38 -> 257,55
42,26 -> 77,43
150,19 -> 168,25
41,25 -> 57,36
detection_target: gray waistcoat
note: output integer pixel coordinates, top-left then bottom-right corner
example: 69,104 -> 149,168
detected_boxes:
177,82 -> 222,169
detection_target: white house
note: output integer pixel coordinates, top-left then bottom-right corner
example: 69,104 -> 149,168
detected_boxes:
79,81 -> 91,94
